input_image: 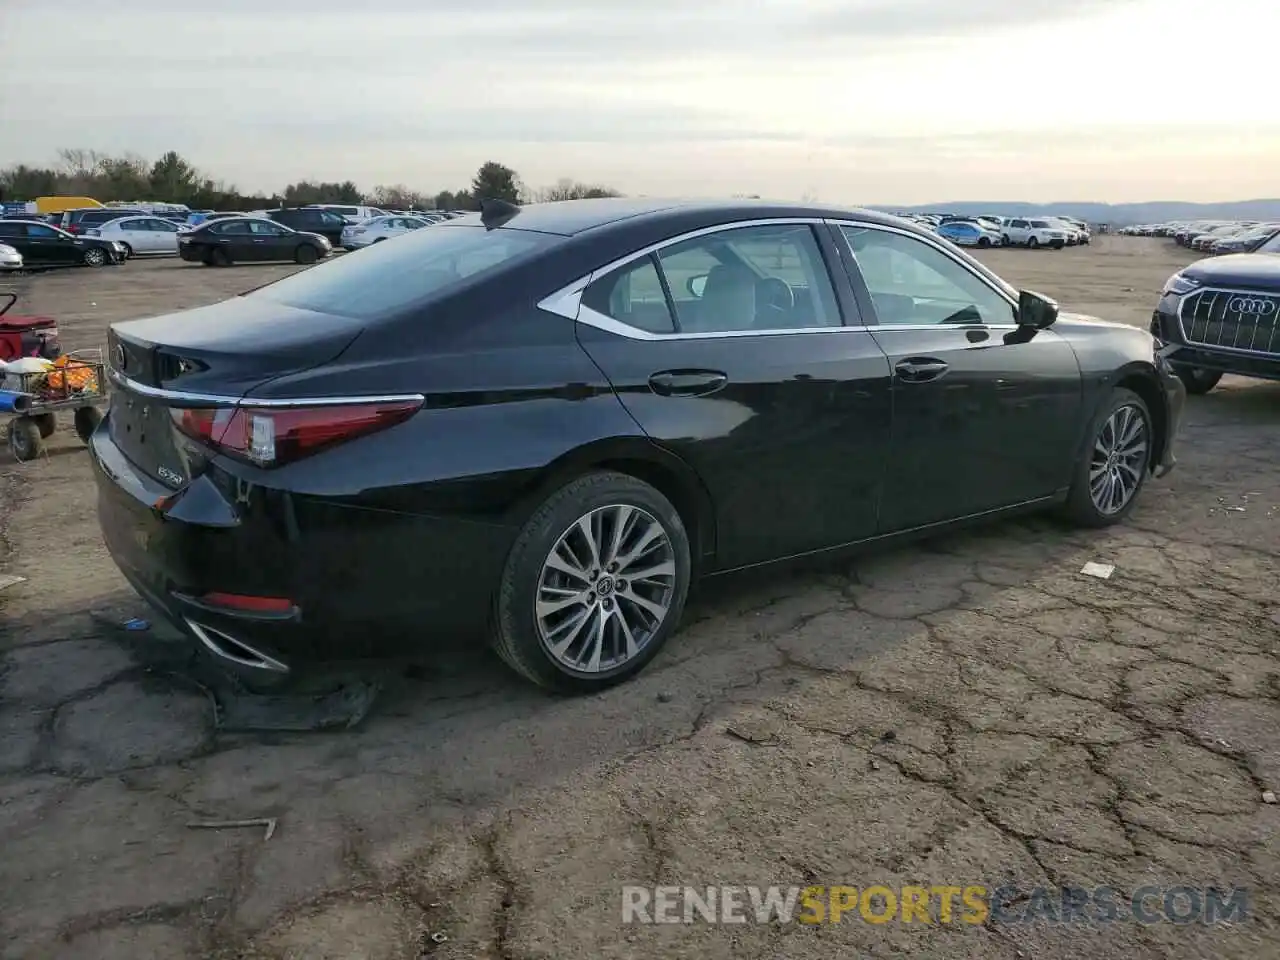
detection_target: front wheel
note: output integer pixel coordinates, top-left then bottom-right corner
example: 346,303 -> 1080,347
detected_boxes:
208,247 -> 230,267
82,247 -> 107,267
977,236 -> 991,248
1063,387 -> 1152,528
1175,367 -> 1222,396
7,417 -> 44,461
74,406 -> 103,444
491,471 -> 691,693
295,244 -> 318,264
1027,236 -> 1039,249
119,243 -> 133,259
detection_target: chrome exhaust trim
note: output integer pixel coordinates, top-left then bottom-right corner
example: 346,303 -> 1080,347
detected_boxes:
185,619 -> 290,673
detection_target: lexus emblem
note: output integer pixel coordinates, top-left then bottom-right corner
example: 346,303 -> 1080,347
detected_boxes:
1227,297 -> 1277,316
113,343 -> 127,370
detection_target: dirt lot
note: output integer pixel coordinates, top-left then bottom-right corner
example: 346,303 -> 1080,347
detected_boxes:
2,237 -> 1279,959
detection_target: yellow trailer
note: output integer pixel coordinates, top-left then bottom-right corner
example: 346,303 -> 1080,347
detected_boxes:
32,196 -> 103,214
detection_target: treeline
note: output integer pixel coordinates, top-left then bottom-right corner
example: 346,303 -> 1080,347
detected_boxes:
0,150 -> 623,211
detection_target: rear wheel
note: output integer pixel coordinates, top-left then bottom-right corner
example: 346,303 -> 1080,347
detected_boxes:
7,417 -> 44,461
295,244 -> 318,264
1002,234 -> 1011,246
208,247 -> 230,267
74,406 -> 103,444
82,247 -> 107,267
491,471 -> 691,693
977,236 -> 991,248
32,413 -> 56,439
119,243 -> 133,259
1175,367 -> 1222,395
1027,236 -> 1039,249
1063,387 -> 1152,528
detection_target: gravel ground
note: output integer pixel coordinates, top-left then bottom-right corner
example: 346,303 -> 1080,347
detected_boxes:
1,237 -> 1278,959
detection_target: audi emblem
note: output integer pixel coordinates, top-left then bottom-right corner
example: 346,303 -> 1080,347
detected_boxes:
1227,297 -> 1277,316
112,343 -> 127,370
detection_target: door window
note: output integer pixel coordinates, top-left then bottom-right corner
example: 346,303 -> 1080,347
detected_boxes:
656,224 -> 841,333
212,221 -> 251,235
26,225 -> 58,239
840,226 -> 1016,326
581,256 -> 675,334
249,220 -> 290,236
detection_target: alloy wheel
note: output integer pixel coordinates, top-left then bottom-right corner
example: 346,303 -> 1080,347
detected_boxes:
1089,404 -> 1149,515
535,504 -> 676,673
83,248 -> 106,266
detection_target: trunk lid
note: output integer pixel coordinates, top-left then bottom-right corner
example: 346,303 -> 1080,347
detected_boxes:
107,296 -> 363,486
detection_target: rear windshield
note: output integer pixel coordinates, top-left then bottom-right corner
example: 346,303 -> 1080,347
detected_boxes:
249,224 -> 562,319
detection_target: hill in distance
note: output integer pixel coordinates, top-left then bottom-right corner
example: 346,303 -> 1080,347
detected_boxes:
867,199 -> 1280,226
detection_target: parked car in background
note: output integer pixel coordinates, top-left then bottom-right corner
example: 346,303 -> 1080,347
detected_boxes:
0,243 -> 22,270
84,216 -> 183,257
1151,229 -> 1280,395
1053,217 -> 1091,244
936,219 -> 1003,247
307,204 -> 390,224
0,220 -> 125,267
266,207 -> 350,246
1001,218 -> 1066,249
178,216 -> 332,266
341,215 -> 433,250
1208,223 -> 1280,254
57,207 -> 150,235
93,197 -> 1184,695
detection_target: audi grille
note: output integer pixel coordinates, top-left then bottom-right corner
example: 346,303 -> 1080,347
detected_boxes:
1179,290 -> 1280,356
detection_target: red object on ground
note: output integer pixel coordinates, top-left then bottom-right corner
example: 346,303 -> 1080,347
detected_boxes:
0,293 -> 62,361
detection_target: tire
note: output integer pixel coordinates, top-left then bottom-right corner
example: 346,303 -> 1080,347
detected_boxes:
1175,367 -> 1223,396
208,247 -> 230,267
295,244 -> 318,265
977,237 -> 991,248
1002,234 -> 1012,246
1027,236 -> 1039,249
120,243 -> 133,259
7,417 -> 44,461
32,413 -> 56,439
1063,387 -> 1152,528
74,406 -> 103,444
491,471 -> 692,693
82,247 -> 107,267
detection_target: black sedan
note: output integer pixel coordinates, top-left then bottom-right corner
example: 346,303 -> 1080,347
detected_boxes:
0,220 -> 126,267
92,199 -> 1185,694
177,216 -> 332,266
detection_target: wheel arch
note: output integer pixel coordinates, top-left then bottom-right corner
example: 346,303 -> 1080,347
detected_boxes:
1113,363 -> 1169,471
515,437 -> 717,571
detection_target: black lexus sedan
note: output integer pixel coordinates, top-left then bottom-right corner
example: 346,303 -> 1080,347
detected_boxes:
177,216 -> 332,266
92,198 -> 1185,694
1150,229 -> 1280,394
0,219 -> 126,267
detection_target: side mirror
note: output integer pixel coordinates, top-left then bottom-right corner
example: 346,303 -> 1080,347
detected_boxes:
687,274 -> 707,298
1017,289 -> 1059,329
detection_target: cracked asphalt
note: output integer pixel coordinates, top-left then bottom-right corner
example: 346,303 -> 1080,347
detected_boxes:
1,238 -> 1278,959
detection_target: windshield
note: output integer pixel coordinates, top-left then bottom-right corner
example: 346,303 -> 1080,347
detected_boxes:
1256,231 -> 1280,255
249,224 -> 562,319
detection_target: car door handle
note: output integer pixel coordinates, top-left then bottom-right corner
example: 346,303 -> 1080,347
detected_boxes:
648,370 -> 728,397
895,358 -> 949,382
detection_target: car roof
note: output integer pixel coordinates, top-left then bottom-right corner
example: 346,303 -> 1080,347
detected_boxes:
446,197 -> 913,238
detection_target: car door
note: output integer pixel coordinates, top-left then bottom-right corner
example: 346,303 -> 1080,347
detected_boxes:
1007,219 -> 1030,244
568,220 -> 893,570
247,219 -> 294,260
146,218 -> 181,255
112,218 -> 148,253
830,221 -> 1083,533
0,223 -> 34,260
24,224 -> 77,263
212,220 -> 255,259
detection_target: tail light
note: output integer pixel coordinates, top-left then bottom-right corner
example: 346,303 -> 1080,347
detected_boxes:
171,399 -> 422,467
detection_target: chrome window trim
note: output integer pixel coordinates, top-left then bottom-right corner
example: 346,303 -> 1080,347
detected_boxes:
537,217 -> 868,340
107,368 -> 425,407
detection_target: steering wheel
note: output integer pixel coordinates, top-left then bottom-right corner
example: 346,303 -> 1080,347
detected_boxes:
755,277 -> 795,324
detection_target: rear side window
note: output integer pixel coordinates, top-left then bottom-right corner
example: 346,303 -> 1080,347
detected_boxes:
251,224 -> 562,319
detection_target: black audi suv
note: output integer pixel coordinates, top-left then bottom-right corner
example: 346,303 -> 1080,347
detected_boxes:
1151,228 -> 1280,394
93,198 -> 1185,694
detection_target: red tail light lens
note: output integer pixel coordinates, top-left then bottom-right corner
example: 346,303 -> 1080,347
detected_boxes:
171,400 -> 421,467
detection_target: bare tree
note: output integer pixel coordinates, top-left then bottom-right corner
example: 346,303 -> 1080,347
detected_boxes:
533,178 -> 623,203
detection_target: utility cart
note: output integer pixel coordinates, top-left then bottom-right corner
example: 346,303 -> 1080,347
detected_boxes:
0,293 -> 106,460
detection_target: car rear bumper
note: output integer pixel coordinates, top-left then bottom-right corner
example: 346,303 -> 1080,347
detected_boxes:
90,416 -> 515,684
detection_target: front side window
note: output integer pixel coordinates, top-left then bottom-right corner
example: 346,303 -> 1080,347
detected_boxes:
252,224 -> 560,319
249,220 -> 288,236
27,225 -> 57,239
657,224 -> 841,333
212,221 -> 251,236
840,226 -> 1015,326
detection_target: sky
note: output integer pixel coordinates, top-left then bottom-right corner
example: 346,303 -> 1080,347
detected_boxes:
1,0 -> 1276,205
